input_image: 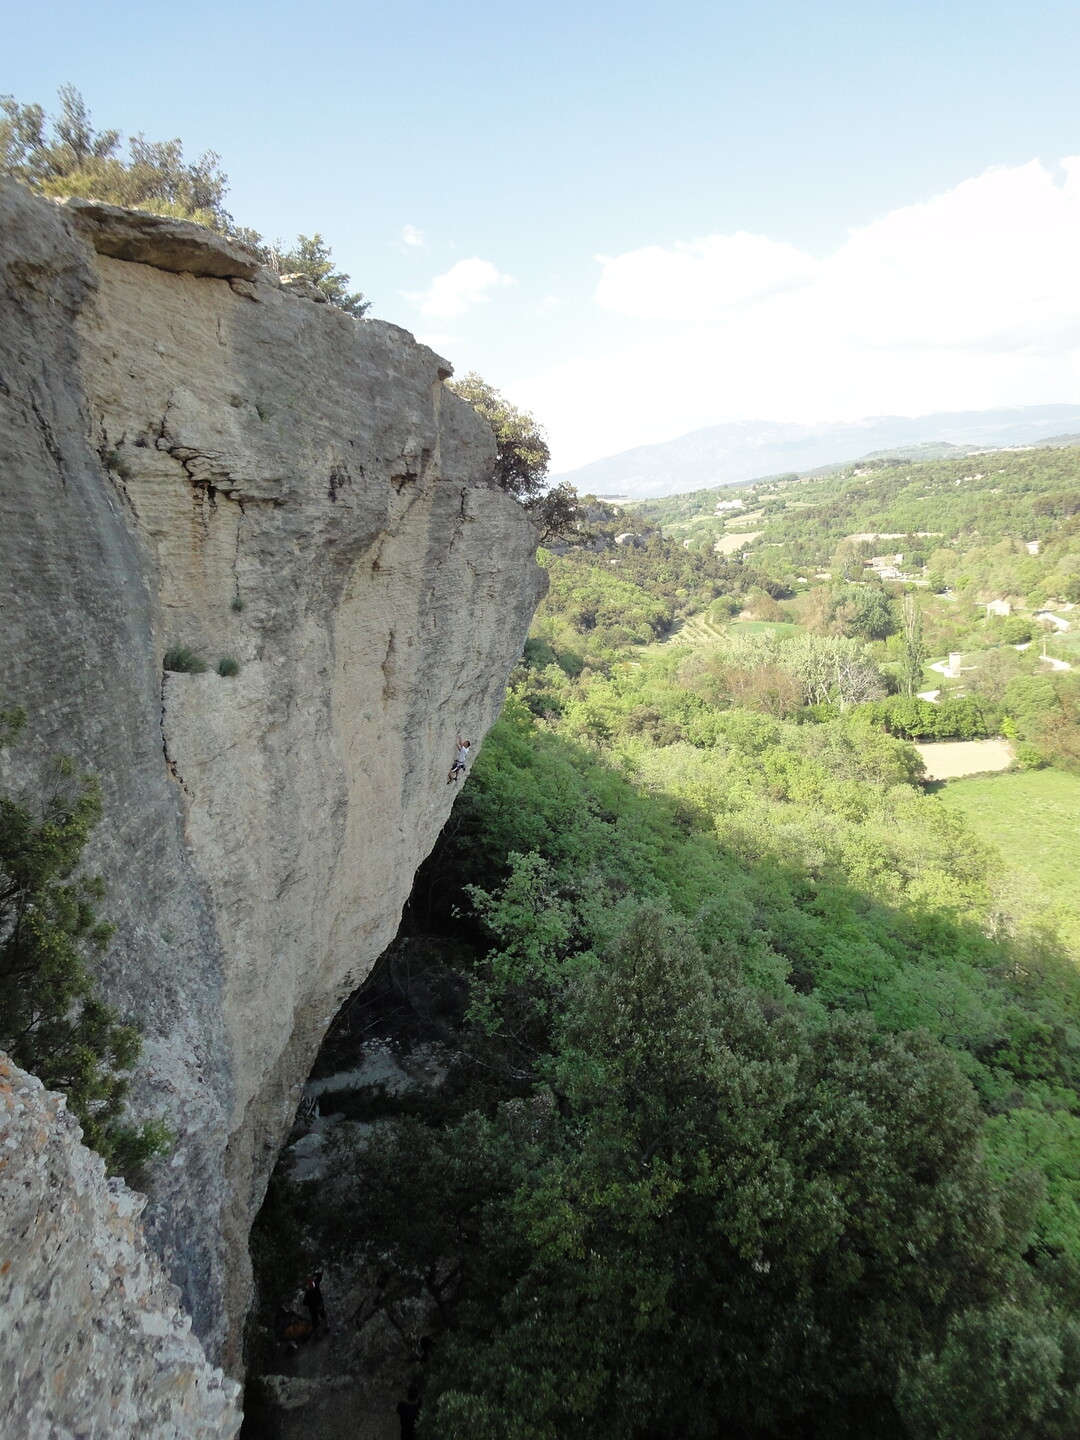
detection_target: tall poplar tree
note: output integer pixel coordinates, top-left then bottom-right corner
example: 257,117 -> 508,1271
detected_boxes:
901,592 -> 928,697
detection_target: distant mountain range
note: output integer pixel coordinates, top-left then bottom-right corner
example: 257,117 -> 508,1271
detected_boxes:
551,405 -> 1080,499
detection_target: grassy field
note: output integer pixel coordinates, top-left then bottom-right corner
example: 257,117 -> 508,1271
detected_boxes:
728,619 -> 798,636
938,768 -> 1080,954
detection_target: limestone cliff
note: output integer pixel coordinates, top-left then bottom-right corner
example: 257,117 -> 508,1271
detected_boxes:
0,183 -> 546,1371
0,1054 -> 242,1439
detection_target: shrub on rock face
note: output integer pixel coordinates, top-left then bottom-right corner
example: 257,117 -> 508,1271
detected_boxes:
448,373 -> 551,503
163,645 -> 206,674
0,705 -> 169,1176
217,657 -> 240,677
448,372 -> 581,544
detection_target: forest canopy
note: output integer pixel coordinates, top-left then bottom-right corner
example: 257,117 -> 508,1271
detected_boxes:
267,444 -> 1080,1438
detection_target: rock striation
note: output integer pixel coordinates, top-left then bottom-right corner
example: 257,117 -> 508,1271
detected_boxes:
0,1053 -> 242,1439
0,181 -> 546,1372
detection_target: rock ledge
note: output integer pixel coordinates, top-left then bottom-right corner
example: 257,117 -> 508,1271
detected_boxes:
55,196 -> 262,277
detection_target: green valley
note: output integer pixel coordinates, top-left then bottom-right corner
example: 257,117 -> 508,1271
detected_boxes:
253,442 -> 1080,1439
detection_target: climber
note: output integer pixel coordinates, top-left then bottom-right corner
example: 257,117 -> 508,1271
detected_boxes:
446,733 -> 472,785
303,1270 -> 327,1338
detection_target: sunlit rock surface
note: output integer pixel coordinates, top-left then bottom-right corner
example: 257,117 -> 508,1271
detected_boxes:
0,180 -> 546,1369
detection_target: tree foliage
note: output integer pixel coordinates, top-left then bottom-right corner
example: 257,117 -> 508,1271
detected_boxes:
448,373 -> 580,542
1,84 -> 230,228
449,373 -> 552,501
338,907 -> 1075,1439
264,232 -> 370,315
0,86 -> 369,314
0,708 -> 169,1175
900,592 -> 928,696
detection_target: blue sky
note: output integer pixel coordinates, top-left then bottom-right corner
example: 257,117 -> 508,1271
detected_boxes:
5,0 -> 1080,469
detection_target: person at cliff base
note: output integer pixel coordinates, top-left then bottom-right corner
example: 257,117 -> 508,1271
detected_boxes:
446,734 -> 471,784
397,1384 -> 421,1438
303,1271 -> 327,1337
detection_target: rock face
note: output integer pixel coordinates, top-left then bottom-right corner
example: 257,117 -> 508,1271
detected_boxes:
0,182 -> 546,1370
0,1054 -> 242,1439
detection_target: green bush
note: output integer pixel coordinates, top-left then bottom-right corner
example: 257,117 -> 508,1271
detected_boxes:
1015,743 -> 1047,770
708,594 -> 740,621
0,712 -> 171,1176
217,656 -> 240,677
163,645 -> 207,674
1001,617 -> 1034,645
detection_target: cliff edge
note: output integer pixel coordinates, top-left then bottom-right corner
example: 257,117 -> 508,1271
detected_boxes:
0,182 -> 546,1370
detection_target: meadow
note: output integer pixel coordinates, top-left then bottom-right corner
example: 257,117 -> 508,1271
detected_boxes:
939,767 -> 1080,954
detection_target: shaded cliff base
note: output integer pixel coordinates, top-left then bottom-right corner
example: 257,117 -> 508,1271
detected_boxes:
241,938 -> 457,1440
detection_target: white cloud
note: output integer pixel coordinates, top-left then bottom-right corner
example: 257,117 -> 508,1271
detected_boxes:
521,158 -> 1080,471
595,232 -> 817,318
407,258 -> 515,319
401,224 -> 426,248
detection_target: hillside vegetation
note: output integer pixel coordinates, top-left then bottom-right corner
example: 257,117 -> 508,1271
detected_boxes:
255,446 -> 1080,1438
632,445 -> 1080,608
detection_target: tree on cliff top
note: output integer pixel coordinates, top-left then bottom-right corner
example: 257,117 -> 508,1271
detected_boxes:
449,373 -> 552,500
449,372 -> 579,543
264,233 -> 370,316
0,85 -> 370,315
0,84 -> 231,229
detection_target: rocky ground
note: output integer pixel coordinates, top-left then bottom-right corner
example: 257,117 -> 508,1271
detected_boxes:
244,1283 -> 417,1440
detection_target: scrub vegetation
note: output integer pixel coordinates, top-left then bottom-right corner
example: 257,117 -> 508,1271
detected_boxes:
0,705 -> 170,1176
0,85 -> 370,313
